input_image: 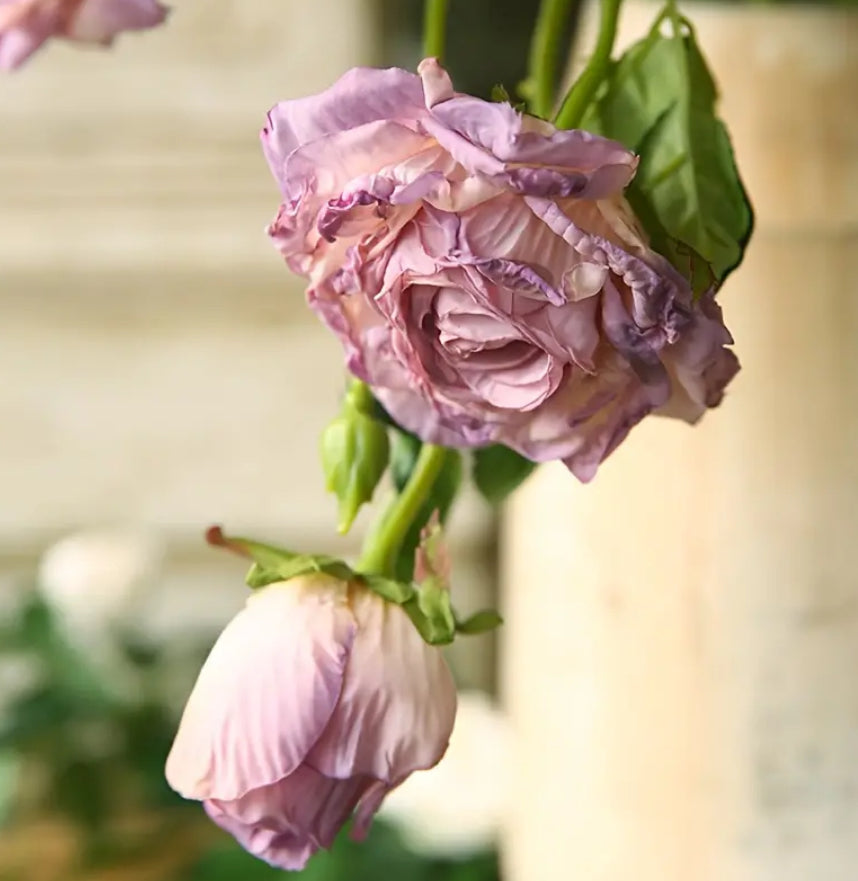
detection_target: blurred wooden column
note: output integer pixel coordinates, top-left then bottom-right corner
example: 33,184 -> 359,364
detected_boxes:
501,5 -> 858,881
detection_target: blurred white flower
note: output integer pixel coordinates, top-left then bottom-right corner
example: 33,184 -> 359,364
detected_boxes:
380,689 -> 510,858
37,527 -> 163,639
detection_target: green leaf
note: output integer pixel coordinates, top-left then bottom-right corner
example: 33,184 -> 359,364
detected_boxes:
456,609 -> 504,635
472,445 -> 537,505
581,8 -> 753,292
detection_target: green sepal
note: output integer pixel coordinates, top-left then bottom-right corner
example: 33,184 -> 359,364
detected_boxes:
207,526 -> 354,590
473,444 -> 537,505
455,608 -> 504,635
320,381 -> 390,534
362,575 -> 415,605
403,578 -> 456,646
245,555 -> 354,590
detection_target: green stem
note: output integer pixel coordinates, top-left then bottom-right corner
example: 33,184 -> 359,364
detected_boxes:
423,0 -> 450,60
357,443 -> 448,577
553,0 -> 623,130
527,0 -> 581,119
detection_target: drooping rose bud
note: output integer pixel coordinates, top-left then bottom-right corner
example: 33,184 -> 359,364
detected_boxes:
0,0 -> 167,71
165,574 -> 457,871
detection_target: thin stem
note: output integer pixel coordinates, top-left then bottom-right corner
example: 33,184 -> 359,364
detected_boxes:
357,443 -> 448,577
527,0 -> 581,119
423,0 -> 450,61
553,0 -> 623,130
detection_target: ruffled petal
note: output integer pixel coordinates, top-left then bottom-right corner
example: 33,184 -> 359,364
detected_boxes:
165,576 -> 356,801
417,59 -> 637,200
657,293 -> 740,422
262,66 -> 425,191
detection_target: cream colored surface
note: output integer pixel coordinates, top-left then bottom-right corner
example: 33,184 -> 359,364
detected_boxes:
0,2 -> 494,682
503,4 -> 858,881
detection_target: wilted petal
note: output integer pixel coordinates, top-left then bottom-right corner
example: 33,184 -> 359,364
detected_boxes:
204,763 -> 381,869
261,66 -> 425,187
657,293 -> 740,422
205,799 -> 316,871
165,576 -> 356,801
351,779 -> 392,841
307,587 -> 456,784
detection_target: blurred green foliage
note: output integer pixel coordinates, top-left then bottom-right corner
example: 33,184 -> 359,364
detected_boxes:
187,825 -> 499,881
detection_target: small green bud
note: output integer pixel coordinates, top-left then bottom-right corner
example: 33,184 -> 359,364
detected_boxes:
320,382 -> 390,534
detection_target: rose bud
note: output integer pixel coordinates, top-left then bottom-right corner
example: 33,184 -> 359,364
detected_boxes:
262,58 -> 739,482
165,573 -> 457,870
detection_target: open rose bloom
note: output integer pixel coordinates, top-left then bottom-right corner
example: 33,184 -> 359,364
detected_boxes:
263,59 -> 739,481
166,574 -> 457,870
0,0 -> 167,70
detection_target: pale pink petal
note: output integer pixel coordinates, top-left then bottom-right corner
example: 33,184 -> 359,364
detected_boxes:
205,764 -> 381,866
205,800 -> 316,871
417,56 -> 453,108
351,780 -> 392,841
307,587 -> 457,784
165,576 -> 356,801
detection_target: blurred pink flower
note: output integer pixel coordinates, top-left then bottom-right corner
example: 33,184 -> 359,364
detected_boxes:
165,575 -> 457,870
0,0 -> 167,70
262,58 -> 739,482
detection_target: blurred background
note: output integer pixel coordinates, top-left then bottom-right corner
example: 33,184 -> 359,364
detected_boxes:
1,1 -> 857,880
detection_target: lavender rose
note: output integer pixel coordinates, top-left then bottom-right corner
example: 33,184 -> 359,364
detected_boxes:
262,58 -> 739,482
0,0 -> 167,70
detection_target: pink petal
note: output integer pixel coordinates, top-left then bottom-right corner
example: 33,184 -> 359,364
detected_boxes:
205,799 -> 316,871
205,764 -> 381,868
165,576 -> 356,801
261,66 -> 424,182
306,587 -> 457,783
351,779 -> 392,841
